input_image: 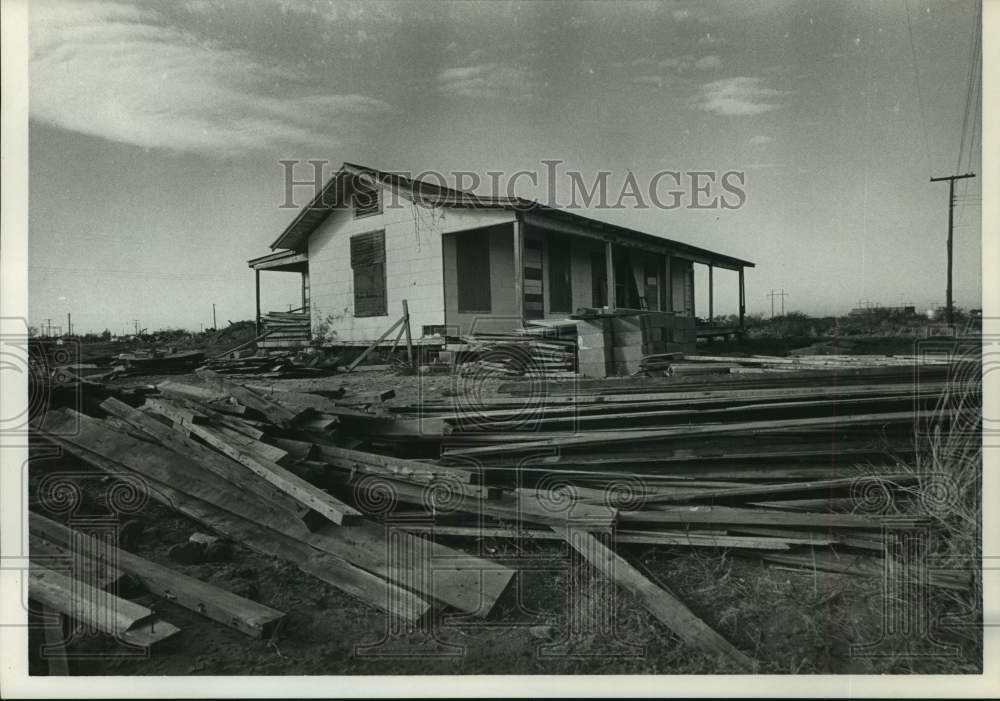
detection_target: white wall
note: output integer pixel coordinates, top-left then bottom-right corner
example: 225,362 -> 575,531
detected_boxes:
307,190 -> 515,342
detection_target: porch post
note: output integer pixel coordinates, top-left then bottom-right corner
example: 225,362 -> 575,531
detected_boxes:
254,268 -> 261,336
605,240 -> 616,310
513,216 -> 525,324
738,266 -> 746,330
708,264 -> 714,322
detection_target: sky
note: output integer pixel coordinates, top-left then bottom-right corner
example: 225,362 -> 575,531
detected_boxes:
27,0 -> 982,334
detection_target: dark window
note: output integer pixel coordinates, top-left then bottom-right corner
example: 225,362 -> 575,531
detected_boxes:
591,251 -> 607,307
643,261 -> 659,311
352,183 -> 381,218
456,231 -> 492,312
350,230 -> 387,317
548,235 -> 573,313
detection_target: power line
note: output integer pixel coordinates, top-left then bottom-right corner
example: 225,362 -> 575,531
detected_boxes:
955,0 -> 981,174
904,0 -> 932,178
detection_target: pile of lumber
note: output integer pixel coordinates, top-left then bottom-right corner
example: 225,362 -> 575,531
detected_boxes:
114,349 -> 205,373
457,332 -> 577,378
30,359 -> 977,668
667,353 -> 959,374
257,311 -> 311,349
32,370 -> 516,631
204,350 -> 334,378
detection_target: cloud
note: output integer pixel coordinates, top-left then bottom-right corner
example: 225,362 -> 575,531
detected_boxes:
693,55 -> 722,70
629,75 -> 671,88
436,63 -> 539,100
748,135 -> 773,146
29,0 -> 390,156
694,77 -> 790,116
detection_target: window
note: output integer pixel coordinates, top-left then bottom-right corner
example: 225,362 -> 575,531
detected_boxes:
352,183 -> 381,219
350,231 -> 387,317
590,251 -> 607,307
456,231 -> 492,312
548,235 -> 573,313
643,261 -> 659,311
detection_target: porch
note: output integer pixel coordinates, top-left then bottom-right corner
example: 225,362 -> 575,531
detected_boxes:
443,213 -> 751,335
248,249 -> 311,348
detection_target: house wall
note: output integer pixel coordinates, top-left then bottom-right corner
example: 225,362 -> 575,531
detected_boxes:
442,224 -> 519,334
307,191 -> 515,342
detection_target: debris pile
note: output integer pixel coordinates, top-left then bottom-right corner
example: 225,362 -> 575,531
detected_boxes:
30,356 -> 977,667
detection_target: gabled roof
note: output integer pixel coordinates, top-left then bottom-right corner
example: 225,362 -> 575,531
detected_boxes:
268,162 -> 755,269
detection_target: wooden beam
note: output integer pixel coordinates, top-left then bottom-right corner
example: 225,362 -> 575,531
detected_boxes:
144,404 -> 362,527
255,268 -> 261,336
101,397 -> 311,519
37,426 -> 432,621
29,565 -> 180,648
513,217 -> 525,323
605,240 -> 616,310
563,531 -> 753,670
620,506 -> 882,529
401,299 -> 415,368
31,513 -> 287,639
344,315 -> 405,373
738,266 -> 745,330
708,264 -> 714,321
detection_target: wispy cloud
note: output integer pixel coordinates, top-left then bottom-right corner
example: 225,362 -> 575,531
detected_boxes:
694,77 -> 790,116
748,134 -> 774,146
29,0 -> 390,156
693,55 -> 722,70
436,63 -> 539,100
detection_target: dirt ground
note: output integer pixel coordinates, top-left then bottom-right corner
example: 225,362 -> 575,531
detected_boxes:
26,366 -> 983,675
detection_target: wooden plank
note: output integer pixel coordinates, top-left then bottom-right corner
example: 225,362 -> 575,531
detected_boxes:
29,535 -> 124,591
641,474 -> 920,505
195,370 -> 299,425
212,425 -> 291,466
315,445 -> 475,484
38,411 -> 504,618
35,426 -> 431,622
620,506 -> 882,529
272,437 -> 320,461
563,531 -> 753,670
29,565 -> 180,647
157,380 -> 228,403
143,401 -> 362,527
402,525 -> 791,550
100,398 -> 310,520
444,410 -> 952,458
31,513 -> 287,639
40,604 -> 69,676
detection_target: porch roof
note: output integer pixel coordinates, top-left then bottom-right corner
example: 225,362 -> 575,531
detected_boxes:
248,249 -> 308,272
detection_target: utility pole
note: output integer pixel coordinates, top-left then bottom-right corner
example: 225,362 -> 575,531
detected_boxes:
44,319 -> 53,337
930,172 -> 975,326
66,313 -> 72,337
212,304 -> 217,331
766,289 -> 788,319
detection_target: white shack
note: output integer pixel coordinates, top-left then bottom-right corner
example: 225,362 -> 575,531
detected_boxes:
248,163 -> 754,346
